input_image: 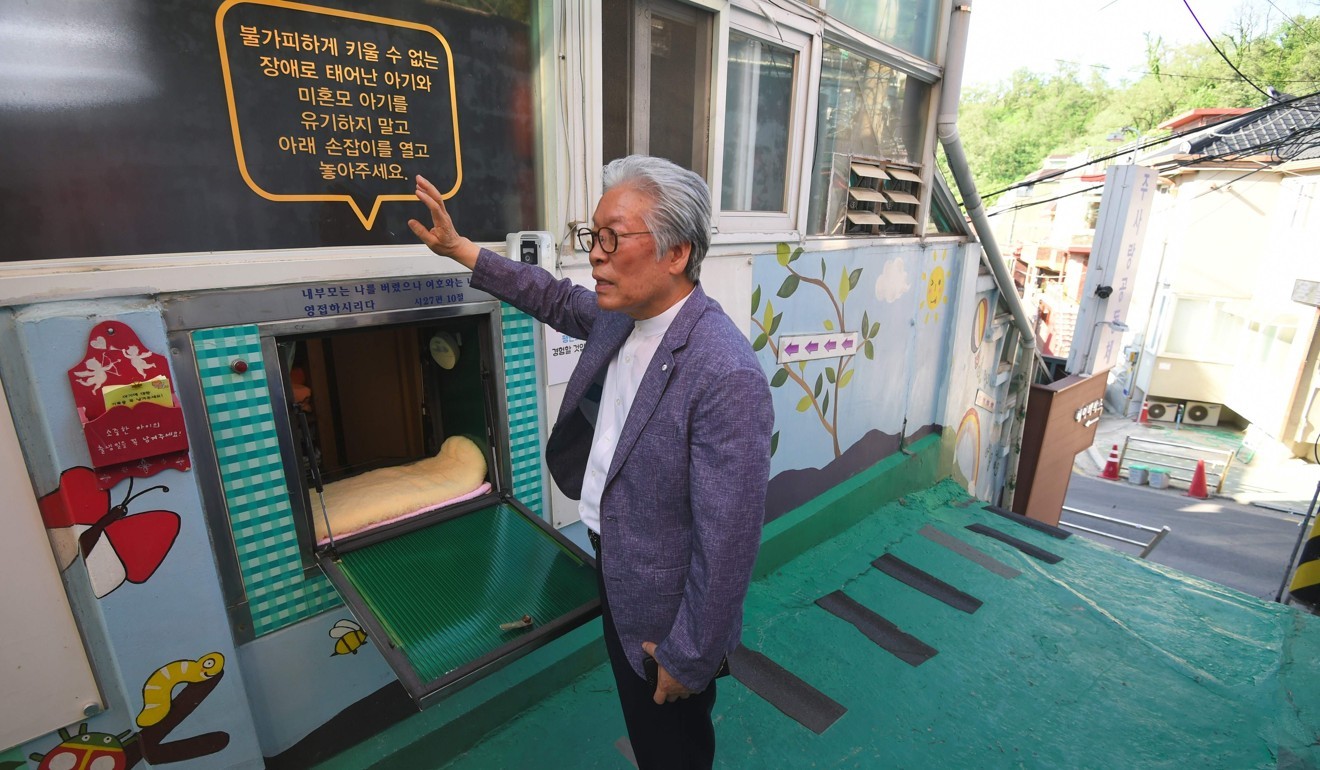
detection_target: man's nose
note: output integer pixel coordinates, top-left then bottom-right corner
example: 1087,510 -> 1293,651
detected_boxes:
589,247 -> 607,267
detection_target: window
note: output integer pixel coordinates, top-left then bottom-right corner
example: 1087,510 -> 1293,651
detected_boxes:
925,173 -> 966,236
602,0 -> 713,174
1164,298 -> 1245,362
714,7 -> 817,236
824,0 -> 942,61
808,42 -> 931,235
721,32 -> 795,213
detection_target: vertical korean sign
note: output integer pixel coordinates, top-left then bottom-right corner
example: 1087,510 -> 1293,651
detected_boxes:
1067,164 -> 1157,376
215,0 -> 461,229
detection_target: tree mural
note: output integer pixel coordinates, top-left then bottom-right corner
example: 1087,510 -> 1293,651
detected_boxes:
752,243 -> 880,458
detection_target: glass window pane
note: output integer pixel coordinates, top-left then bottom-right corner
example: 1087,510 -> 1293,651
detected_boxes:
721,32 -> 795,212
808,43 -> 930,234
648,11 -> 706,171
1166,299 -> 1244,359
602,0 -> 712,174
602,0 -> 632,164
827,0 -> 941,61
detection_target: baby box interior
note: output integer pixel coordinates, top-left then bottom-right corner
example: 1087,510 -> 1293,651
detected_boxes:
167,286 -> 599,707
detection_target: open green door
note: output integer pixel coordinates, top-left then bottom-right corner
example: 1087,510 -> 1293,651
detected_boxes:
318,497 -> 599,707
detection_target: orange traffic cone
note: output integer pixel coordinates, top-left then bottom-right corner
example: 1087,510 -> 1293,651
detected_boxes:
1101,444 -> 1121,480
1136,401 -> 1149,424
1187,460 -> 1209,499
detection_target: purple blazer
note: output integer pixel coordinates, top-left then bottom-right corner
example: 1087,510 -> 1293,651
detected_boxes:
470,250 -> 773,689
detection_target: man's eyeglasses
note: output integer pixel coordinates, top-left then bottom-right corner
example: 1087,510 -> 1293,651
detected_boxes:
575,226 -> 652,254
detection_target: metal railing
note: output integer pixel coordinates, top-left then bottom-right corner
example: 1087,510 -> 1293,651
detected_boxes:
1060,506 -> 1171,558
1117,435 -> 1235,494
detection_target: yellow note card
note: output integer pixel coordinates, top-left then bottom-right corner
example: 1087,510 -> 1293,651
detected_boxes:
103,376 -> 174,410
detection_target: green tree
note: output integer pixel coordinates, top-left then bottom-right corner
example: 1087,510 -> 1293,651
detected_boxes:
954,8 -> 1320,206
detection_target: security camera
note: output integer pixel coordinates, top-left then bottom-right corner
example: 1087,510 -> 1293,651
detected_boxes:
1095,285 -> 1113,299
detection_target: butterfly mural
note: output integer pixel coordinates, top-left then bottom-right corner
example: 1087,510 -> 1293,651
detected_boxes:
39,467 -> 181,599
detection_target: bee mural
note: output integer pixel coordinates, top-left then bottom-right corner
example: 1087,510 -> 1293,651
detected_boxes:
330,618 -> 368,656
29,724 -> 135,770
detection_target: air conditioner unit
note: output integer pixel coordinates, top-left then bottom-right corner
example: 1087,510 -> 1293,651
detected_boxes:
1184,401 -> 1222,427
1146,400 -> 1180,423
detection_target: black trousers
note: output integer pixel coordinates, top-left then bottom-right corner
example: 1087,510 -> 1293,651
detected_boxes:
596,543 -> 717,770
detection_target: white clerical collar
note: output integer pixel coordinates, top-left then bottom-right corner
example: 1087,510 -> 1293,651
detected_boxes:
633,287 -> 693,339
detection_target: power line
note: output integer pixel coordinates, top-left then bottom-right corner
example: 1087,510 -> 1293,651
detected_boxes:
974,89 -> 1320,201
1262,0 -> 1320,46
1049,58 -> 1320,84
986,182 -> 1107,218
1182,0 -> 1273,99
983,116 -> 1320,218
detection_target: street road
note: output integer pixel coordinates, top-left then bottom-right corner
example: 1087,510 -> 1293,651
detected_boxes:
1062,474 -> 1311,600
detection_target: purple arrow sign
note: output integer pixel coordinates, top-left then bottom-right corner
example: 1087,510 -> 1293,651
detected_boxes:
824,340 -> 837,351
806,341 -> 819,353
784,342 -> 799,355
843,338 -> 855,349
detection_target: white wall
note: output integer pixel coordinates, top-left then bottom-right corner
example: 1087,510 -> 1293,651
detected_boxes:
1163,170 -> 1281,299
0,375 -> 101,749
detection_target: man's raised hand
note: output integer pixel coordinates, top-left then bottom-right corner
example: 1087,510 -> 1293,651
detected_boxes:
408,175 -> 480,269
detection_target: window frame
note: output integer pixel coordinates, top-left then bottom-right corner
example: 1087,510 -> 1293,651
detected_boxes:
710,3 -> 821,242
603,0 -> 715,173
802,4 -> 946,244
566,0 -> 959,262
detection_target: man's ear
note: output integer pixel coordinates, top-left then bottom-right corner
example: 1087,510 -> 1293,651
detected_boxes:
666,242 -> 692,278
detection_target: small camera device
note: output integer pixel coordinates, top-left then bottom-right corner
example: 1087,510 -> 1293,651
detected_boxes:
505,231 -> 554,268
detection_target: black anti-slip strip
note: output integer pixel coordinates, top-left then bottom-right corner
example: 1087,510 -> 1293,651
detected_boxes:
729,646 -> 846,735
966,523 -> 1063,564
871,554 -> 982,614
918,525 -> 1021,579
814,591 -> 937,666
983,504 -> 1071,539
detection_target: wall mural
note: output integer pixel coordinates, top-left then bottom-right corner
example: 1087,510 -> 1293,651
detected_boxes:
27,651 -> 230,768
0,746 -> 24,770
953,407 -> 982,489
943,287 -> 1006,501
752,243 -> 882,459
953,296 -> 993,491
754,243 -> 958,520
330,618 -> 370,656
919,248 -> 950,323
37,468 -> 181,599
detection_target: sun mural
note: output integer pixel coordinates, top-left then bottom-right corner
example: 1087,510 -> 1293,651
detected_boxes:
919,250 -> 949,323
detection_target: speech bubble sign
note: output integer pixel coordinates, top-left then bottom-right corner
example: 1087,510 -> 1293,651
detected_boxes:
215,0 -> 461,229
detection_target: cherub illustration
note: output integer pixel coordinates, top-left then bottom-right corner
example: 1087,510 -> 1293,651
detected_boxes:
73,357 -> 119,393
120,345 -> 157,379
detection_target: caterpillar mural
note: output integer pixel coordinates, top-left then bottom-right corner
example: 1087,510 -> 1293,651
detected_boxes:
136,652 -> 225,728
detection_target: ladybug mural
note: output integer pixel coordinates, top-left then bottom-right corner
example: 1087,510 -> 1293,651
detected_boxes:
29,724 -> 135,770
25,652 -> 232,769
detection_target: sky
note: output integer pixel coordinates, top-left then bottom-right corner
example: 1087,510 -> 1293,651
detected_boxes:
961,0 -> 1320,89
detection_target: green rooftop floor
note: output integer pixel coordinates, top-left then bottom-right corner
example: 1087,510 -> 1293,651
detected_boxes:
429,479 -> 1320,769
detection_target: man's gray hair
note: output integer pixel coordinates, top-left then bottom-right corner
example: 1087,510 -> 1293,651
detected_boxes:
602,155 -> 711,283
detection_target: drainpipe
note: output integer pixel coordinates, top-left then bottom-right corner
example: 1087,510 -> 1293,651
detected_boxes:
937,0 -> 1039,508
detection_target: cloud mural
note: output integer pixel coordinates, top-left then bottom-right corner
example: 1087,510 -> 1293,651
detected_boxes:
875,258 -> 910,303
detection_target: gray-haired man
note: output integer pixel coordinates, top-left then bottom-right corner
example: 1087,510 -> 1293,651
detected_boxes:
411,155 -> 773,768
